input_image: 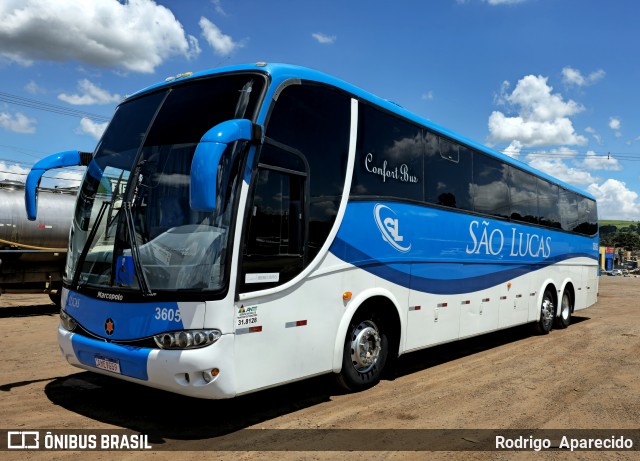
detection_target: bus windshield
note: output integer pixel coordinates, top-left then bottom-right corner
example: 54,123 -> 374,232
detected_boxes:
65,73 -> 265,295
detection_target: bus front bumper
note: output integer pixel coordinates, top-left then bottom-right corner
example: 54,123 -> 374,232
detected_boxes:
58,326 -> 237,399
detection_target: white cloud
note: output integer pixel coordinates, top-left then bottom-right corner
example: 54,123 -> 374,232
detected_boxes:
584,126 -> 602,145
561,66 -> 605,87
58,79 -> 121,106
609,116 -> 621,130
43,168 -> 84,189
507,75 -> 583,121
0,111 -> 36,133
186,34 -> 202,60
77,117 -> 108,140
199,17 -> 242,55
0,0 -> 200,73
0,161 -> 29,182
502,140 -> 522,159
421,91 -> 434,101
24,80 -> 44,94
488,75 -> 587,147
312,33 -> 337,44
211,0 -> 227,16
0,161 -> 80,193
609,116 -> 622,138
525,148 -> 598,187
581,150 -> 622,171
488,112 -> 586,147
588,179 -> 640,220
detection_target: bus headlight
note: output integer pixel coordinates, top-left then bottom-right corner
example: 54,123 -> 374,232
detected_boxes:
153,329 -> 221,350
59,309 -> 77,332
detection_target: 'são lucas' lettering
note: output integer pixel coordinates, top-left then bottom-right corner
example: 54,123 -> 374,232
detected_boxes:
466,220 -> 552,258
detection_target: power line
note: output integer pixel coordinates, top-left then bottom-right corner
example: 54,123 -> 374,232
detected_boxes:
0,168 -> 83,183
0,91 -> 111,122
501,149 -> 640,161
0,145 -> 50,162
0,156 -> 87,168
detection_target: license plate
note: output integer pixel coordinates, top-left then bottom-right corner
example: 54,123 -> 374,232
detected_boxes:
94,355 -> 121,374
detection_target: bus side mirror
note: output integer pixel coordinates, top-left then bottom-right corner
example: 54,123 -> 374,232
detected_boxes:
190,119 -> 263,212
25,150 -> 92,221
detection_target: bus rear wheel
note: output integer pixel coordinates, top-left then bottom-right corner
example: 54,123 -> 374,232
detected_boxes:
336,312 -> 388,392
534,289 -> 555,335
554,290 -> 572,329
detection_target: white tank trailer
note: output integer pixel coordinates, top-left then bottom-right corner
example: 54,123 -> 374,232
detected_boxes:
0,181 -> 76,304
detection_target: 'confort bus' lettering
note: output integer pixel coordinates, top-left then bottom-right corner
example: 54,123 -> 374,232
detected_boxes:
365,153 -> 419,184
466,220 -> 552,258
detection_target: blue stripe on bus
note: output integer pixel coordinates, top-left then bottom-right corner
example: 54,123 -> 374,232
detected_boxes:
71,333 -> 150,381
63,292 -> 184,341
330,236 -> 596,295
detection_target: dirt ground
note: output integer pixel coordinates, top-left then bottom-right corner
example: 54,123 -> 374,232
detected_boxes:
1,276 -> 639,460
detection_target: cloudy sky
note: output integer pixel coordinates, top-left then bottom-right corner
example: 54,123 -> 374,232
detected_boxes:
0,0 -> 638,219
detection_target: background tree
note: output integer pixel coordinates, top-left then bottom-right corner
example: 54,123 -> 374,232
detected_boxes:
611,232 -> 640,252
600,224 -> 618,236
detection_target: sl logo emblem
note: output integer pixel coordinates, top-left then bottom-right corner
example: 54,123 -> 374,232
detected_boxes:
373,204 -> 411,253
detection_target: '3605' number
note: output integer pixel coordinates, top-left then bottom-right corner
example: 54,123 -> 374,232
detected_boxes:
154,307 -> 182,322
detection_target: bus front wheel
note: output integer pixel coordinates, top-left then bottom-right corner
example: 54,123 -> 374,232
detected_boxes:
336,311 -> 389,392
534,289 -> 555,335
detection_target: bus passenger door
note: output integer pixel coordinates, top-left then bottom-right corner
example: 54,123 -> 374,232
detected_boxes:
240,141 -> 309,288
235,144 -> 332,393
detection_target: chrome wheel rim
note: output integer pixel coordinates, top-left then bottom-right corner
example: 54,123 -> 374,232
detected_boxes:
350,320 -> 381,374
560,293 -> 571,321
541,297 -> 554,329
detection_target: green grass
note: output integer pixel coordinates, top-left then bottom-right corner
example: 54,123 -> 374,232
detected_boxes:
600,220 -> 638,229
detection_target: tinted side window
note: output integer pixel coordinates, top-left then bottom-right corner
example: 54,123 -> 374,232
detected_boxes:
537,178 -> 561,229
425,133 -> 472,211
351,103 -> 423,201
472,153 -> 510,218
575,196 -> 598,235
245,167 -> 306,283
559,189 -> 579,232
509,167 -> 538,224
265,83 -> 350,257
241,83 -> 350,292
266,83 -> 350,199
145,75 -> 264,146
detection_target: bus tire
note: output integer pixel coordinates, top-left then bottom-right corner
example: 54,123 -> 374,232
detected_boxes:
554,290 -> 572,329
49,292 -> 62,307
534,288 -> 555,335
336,311 -> 388,392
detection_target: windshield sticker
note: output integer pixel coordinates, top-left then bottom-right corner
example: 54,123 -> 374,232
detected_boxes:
237,304 -> 259,327
245,273 -> 279,284
115,256 -> 134,286
153,246 -> 172,266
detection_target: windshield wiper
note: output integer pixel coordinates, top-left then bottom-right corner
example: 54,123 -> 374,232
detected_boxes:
123,201 -> 155,297
233,79 -> 253,119
71,200 -> 110,291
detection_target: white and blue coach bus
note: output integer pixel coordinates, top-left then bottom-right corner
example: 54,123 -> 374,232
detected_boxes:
25,63 -> 598,398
